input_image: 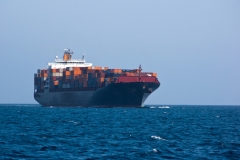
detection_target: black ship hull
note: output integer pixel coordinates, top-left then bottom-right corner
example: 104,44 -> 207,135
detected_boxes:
34,82 -> 160,107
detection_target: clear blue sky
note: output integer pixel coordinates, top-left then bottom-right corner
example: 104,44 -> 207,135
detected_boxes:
0,1 -> 239,105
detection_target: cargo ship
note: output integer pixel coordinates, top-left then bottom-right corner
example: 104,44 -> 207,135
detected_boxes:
34,49 -> 160,107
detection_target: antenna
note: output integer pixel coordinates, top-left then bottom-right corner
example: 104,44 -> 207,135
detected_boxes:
64,48 -> 72,53
64,48 -> 68,53
82,53 -> 85,60
139,64 -> 142,82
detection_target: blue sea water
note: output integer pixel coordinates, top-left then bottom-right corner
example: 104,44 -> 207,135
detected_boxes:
0,105 -> 240,159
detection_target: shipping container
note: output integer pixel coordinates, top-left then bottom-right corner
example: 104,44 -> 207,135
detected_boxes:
79,83 -> 83,87
53,81 -> 59,86
51,69 -> 57,73
83,82 -> 87,87
65,71 -> 71,76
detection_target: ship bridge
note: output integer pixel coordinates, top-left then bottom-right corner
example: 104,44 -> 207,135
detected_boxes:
48,49 -> 92,69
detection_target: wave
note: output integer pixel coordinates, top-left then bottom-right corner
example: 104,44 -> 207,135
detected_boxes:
158,106 -> 170,108
150,106 -> 156,108
66,120 -> 79,124
151,135 -> 167,141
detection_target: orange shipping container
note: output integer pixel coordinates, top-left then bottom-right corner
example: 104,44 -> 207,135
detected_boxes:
94,66 -> 101,70
51,69 -> 57,73
73,67 -> 80,71
97,77 -> 105,82
53,81 -> 59,85
125,72 -> 135,76
73,70 -> 78,75
65,71 -> 71,76
114,69 -> 120,73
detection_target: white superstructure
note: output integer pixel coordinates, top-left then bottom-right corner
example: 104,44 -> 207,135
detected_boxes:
44,49 -> 92,90
47,49 -> 92,69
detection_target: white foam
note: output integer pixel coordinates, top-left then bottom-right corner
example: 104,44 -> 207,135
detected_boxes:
67,120 -> 79,124
158,106 -> 170,108
153,148 -> 158,153
151,135 -> 167,141
150,106 -> 156,108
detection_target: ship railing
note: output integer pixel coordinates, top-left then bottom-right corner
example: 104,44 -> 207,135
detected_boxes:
55,58 -> 85,62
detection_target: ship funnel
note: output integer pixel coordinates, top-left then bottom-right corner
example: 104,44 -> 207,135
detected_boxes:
63,48 -> 73,61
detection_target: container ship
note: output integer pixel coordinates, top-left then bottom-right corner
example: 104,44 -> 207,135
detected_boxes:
34,49 -> 160,107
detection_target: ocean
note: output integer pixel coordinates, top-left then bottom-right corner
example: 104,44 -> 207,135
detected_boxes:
0,104 -> 239,159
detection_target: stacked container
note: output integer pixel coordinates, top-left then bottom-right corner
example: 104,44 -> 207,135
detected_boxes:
35,66 -> 157,92
49,68 -> 64,89
47,67 -> 110,89
34,69 -> 48,92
